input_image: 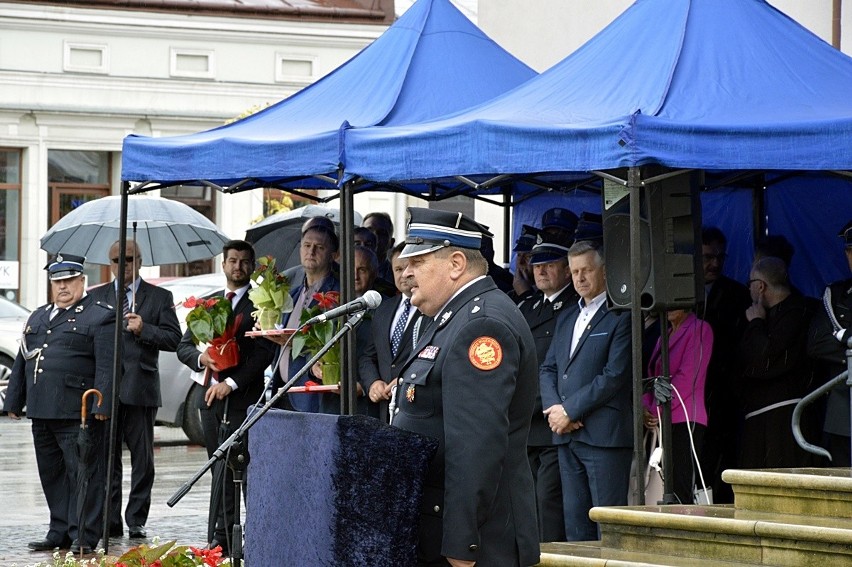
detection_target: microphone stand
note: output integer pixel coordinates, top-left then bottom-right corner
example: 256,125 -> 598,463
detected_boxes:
167,311 -> 367,562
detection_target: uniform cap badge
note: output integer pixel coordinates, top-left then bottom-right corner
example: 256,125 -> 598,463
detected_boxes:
468,336 -> 503,371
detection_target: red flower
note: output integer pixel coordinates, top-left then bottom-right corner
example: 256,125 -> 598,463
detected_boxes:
205,298 -> 218,308
314,291 -> 340,310
183,296 -> 198,309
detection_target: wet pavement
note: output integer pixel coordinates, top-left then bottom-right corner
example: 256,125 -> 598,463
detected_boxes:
1,420 -> 213,566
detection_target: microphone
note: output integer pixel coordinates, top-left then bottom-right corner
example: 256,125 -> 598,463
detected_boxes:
305,290 -> 382,325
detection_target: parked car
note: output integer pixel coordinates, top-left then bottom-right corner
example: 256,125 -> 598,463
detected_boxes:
155,273 -> 223,445
0,296 -> 31,409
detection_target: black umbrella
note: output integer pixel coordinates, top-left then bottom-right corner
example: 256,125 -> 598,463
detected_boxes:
244,205 -> 362,267
77,389 -> 103,558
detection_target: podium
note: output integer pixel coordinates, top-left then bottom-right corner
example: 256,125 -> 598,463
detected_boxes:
245,409 -> 437,566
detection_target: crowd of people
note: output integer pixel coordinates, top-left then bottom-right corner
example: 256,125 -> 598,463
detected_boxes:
5,203 -> 852,565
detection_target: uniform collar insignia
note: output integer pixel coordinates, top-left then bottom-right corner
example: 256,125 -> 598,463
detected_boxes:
553,301 -> 563,310
471,305 -> 481,314
438,310 -> 452,326
75,305 -> 84,313
532,300 -> 541,310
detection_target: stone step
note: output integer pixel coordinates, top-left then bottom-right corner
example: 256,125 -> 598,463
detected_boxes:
724,467 -> 852,518
538,541 -> 751,566
589,504 -> 852,566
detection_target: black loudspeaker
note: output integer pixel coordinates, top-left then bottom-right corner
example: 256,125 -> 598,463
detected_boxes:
602,168 -> 704,311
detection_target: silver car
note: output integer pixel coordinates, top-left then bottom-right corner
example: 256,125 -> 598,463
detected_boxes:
0,296 -> 30,409
154,273 -> 223,445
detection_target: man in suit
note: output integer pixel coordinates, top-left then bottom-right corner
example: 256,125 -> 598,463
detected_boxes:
392,207 -> 540,567
540,239 -> 632,542
359,242 -> 420,422
272,224 -> 340,413
90,240 -> 181,540
4,254 -> 115,554
176,240 -> 274,554
518,233 -> 578,543
808,220 -> 852,466
698,226 -> 751,503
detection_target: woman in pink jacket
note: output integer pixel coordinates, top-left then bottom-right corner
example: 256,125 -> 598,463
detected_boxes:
644,309 -> 714,504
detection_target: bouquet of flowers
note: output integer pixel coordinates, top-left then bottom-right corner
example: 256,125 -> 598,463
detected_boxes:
291,291 -> 341,385
248,255 -> 292,330
183,296 -> 241,372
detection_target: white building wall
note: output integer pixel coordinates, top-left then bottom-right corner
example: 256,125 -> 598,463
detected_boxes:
0,2 -> 385,308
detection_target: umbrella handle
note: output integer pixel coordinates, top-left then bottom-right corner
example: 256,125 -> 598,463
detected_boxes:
81,388 -> 103,425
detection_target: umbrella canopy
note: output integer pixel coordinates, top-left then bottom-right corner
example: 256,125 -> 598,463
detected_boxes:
40,196 -> 230,266
245,205 -> 362,268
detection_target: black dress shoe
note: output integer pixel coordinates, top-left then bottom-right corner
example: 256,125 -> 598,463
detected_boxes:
28,538 -> 69,551
69,541 -> 93,555
128,525 -> 147,539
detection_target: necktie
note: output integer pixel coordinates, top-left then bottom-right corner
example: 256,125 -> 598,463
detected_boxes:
122,288 -> 131,316
226,290 -> 236,305
391,297 -> 411,357
50,306 -> 64,321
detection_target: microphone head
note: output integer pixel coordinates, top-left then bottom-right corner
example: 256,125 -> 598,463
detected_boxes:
363,290 -> 383,309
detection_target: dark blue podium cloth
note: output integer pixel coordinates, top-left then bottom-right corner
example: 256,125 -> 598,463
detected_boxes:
245,408 -> 437,566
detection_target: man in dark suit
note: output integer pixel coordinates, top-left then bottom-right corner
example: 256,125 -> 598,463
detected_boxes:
697,226 -> 751,503
176,240 -> 274,554
359,242 -> 420,422
91,240 -> 181,540
392,208 -> 540,567
518,234 -> 578,543
540,239 -> 632,542
4,254 -> 115,554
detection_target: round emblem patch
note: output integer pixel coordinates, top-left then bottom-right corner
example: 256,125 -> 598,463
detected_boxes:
468,336 -> 503,371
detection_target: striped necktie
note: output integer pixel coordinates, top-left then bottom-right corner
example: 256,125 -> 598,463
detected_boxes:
391,297 -> 411,357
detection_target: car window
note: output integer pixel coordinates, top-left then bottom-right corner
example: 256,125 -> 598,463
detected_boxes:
0,297 -> 30,319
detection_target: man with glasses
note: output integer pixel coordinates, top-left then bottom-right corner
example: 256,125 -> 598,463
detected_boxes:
698,226 -> 750,503
91,240 -> 181,540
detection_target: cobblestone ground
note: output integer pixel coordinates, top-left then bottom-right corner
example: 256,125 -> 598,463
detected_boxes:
1,420 -> 214,566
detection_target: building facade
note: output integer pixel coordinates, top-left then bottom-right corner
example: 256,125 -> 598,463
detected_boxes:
0,0 -> 391,307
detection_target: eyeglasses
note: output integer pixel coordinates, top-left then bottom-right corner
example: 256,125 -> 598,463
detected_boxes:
747,278 -> 766,286
702,253 -> 727,262
111,257 -> 136,264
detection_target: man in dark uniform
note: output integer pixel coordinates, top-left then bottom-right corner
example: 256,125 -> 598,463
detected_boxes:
518,233 -> 578,543
392,208 -> 540,567
176,240 -> 274,554
4,254 -> 115,554
90,240 -> 181,539
809,220 -> 852,466
510,224 -> 540,304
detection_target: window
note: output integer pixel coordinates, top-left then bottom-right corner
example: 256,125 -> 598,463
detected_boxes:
0,149 -> 22,301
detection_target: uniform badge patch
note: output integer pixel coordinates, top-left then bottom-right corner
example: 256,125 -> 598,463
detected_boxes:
406,384 -> 415,403
417,345 -> 440,360
468,336 -> 503,371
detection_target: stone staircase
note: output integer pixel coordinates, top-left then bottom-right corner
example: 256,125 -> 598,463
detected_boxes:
537,468 -> 852,566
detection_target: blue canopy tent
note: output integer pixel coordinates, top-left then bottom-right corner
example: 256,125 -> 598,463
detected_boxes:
120,0 -> 535,198
342,0 -> 852,498
117,0 -> 536,417
344,0 -> 852,296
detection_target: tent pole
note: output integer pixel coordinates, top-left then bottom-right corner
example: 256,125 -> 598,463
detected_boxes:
103,182 -> 129,552
502,187 -> 512,266
340,174 -> 357,415
627,167 -> 646,506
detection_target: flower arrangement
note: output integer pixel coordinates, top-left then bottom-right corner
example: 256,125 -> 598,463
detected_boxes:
183,296 -> 232,345
183,296 -> 241,373
30,540 -> 229,567
247,255 -> 292,330
291,291 -> 341,385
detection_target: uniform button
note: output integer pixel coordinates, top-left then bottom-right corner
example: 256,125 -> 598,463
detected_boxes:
46,330 -> 51,335
43,344 -> 49,348
561,395 -> 566,401
38,369 -> 43,374
40,356 -> 45,361
410,373 -> 416,379
391,363 -> 396,369
469,544 -> 478,552
73,327 -> 77,330
433,505 -> 440,513
394,408 -> 400,414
